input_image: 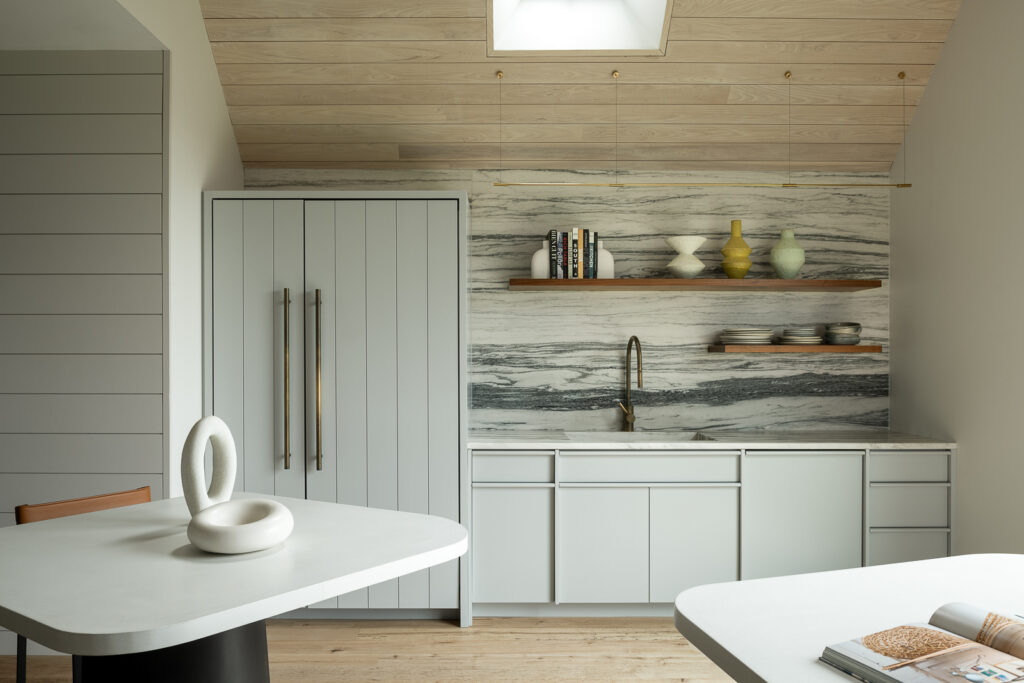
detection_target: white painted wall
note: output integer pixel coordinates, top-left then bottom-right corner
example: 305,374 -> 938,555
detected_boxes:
890,0 -> 1024,553
117,0 -> 243,497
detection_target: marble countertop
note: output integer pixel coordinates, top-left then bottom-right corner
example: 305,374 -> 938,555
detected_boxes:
468,429 -> 955,450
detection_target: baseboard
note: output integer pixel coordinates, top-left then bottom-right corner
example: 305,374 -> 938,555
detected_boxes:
275,608 -> 461,621
472,603 -> 674,617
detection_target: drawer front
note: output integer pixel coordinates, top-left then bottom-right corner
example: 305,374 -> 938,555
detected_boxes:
870,450 -> 950,482
869,484 -> 949,527
560,451 -> 739,483
868,529 -> 949,566
472,450 -> 554,483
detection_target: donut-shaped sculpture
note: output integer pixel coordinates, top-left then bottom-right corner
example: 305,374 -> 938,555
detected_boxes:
181,415 -> 237,516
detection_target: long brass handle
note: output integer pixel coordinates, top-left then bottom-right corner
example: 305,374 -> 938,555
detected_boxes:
315,288 -> 323,471
283,288 -> 291,470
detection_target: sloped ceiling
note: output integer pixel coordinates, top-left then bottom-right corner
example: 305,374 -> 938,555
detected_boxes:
199,0 -> 961,172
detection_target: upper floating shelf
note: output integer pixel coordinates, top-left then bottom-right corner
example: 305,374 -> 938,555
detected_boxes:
507,278 -> 883,292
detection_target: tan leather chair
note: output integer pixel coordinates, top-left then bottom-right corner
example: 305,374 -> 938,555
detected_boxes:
12,486 -> 151,683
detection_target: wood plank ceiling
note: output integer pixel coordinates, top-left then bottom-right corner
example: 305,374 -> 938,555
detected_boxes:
199,0 -> 961,172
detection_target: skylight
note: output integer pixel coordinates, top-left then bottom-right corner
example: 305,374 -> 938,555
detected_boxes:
491,0 -> 671,54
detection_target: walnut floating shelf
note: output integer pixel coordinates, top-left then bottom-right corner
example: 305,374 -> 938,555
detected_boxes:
708,345 -> 884,353
508,278 -> 882,292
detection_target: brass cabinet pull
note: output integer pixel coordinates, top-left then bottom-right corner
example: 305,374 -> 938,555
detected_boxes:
283,288 -> 291,470
315,288 -> 323,471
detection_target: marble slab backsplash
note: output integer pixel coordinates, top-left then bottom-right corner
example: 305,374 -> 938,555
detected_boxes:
246,168 -> 890,432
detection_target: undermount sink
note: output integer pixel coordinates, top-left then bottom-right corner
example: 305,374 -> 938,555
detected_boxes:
564,431 -> 716,442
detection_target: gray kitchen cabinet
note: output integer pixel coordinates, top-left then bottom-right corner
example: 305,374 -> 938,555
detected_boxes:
205,192 -> 466,614
472,486 -> 554,603
559,486 -> 649,603
741,450 -> 863,580
649,486 -> 739,602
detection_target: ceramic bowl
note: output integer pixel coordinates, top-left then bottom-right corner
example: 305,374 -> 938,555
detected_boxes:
826,322 -> 861,333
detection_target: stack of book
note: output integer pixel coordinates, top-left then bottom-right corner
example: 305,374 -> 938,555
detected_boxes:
546,228 -> 598,279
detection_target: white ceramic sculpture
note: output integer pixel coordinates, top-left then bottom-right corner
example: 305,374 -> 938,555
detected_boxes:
181,416 -> 294,554
666,235 -> 707,278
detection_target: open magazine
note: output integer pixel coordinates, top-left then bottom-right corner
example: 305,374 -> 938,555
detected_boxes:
822,603 -> 1024,682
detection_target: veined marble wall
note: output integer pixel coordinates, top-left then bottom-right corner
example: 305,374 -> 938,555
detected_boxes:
246,168 -> 890,432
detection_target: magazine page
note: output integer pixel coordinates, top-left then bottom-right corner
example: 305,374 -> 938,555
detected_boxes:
930,603 -> 1024,659
824,623 -> 1024,683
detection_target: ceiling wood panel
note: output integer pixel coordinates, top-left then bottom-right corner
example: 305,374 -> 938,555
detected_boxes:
200,0 -> 960,171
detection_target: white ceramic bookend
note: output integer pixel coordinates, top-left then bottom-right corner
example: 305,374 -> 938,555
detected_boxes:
181,416 -> 294,554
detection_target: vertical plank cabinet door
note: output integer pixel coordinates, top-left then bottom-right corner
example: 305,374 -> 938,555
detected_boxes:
649,487 -> 739,603
211,199 -> 304,498
472,487 -> 554,603
559,487 -> 649,603
741,451 -> 863,580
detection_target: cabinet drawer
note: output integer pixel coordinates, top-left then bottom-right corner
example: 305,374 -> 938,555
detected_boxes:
868,529 -> 949,566
560,451 -> 739,483
869,484 -> 949,527
870,451 -> 950,482
472,450 -> 554,483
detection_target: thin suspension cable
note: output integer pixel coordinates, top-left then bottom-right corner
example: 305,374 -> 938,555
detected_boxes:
496,70 -> 503,184
785,70 -> 793,187
899,71 -> 907,186
613,70 -> 620,185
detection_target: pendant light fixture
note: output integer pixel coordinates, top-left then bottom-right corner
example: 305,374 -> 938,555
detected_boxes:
494,69 -> 912,189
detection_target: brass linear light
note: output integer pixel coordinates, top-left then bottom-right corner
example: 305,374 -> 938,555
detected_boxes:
493,69 -> 912,189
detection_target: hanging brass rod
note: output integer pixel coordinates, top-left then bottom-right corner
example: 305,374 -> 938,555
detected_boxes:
493,182 -> 912,188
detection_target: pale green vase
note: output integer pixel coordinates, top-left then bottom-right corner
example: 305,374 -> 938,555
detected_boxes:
770,229 -> 805,279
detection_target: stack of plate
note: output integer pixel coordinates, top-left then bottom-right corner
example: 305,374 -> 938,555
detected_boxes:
719,328 -> 773,345
777,327 -> 822,345
825,322 -> 861,345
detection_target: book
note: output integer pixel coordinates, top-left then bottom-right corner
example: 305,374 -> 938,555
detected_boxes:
548,229 -> 558,278
571,227 -> 579,279
561,231 -> 568,278
589,230 -> 597,278
582,229 -> 589,277
821,603 -> 1024,683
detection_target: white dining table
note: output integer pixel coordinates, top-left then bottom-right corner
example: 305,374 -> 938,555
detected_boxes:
0,492 -> 467,682
674,554 -> 1024,683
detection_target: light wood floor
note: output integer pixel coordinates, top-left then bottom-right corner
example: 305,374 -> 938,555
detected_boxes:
0,618 -> 733,682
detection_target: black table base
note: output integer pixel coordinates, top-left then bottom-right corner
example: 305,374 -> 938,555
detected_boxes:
80,620 -> 269,683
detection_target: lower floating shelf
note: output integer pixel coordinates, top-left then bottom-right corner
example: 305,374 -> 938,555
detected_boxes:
709,345 -> 883,353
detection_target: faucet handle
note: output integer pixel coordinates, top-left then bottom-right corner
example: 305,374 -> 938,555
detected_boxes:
618,402 -> 630,415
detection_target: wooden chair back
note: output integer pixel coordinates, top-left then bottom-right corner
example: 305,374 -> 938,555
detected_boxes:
15,486 -> 152,524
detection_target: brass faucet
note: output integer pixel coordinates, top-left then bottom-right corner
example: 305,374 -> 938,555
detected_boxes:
619,335 -> 643,431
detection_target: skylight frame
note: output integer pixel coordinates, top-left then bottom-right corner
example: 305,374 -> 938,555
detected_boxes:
487,0 -> 673,57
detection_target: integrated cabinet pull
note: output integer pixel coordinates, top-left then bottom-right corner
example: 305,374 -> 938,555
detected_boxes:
283,288 -> 291,470
315,288 -> 323,471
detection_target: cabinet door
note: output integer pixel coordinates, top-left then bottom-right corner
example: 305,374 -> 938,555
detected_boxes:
649,487 -> 738,602
472,487 -> 554,603
560,487 -> 649,603
741,451 -> 863,580
211,199 -> 304,499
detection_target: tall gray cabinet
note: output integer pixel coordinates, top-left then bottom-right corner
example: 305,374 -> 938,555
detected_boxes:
203,191 -> 467,618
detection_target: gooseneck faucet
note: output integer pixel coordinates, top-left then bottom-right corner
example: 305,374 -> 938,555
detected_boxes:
619,335 -> 643,431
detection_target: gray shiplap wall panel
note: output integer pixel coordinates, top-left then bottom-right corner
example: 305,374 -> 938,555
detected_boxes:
396,200 -> 430,608
0,235 -> 161,273
0,155 -> 162,194
0,394 -> 161,433
0,114 -> 162,153
212,200 -> 246,492
365,200 -> 400,609
0,76 -> 162,113
0,315 -> 161,353
0,513 -> 12,528
0,275 -> 161,314
427,199 -> 461,609
0,473 -> 162,513
0,195 -> 162,234
0,354 -> 160,394
240,200 -> 275,495
0,434 -> 162,474
0,52 -> 164,75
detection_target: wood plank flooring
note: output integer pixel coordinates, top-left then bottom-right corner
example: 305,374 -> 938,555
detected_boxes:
0,618 -> 733,682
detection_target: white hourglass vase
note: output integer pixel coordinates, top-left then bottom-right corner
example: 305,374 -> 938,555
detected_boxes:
666,235 -> 707,278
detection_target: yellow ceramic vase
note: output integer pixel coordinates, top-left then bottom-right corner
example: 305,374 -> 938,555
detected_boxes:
721,219 -> 752,279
